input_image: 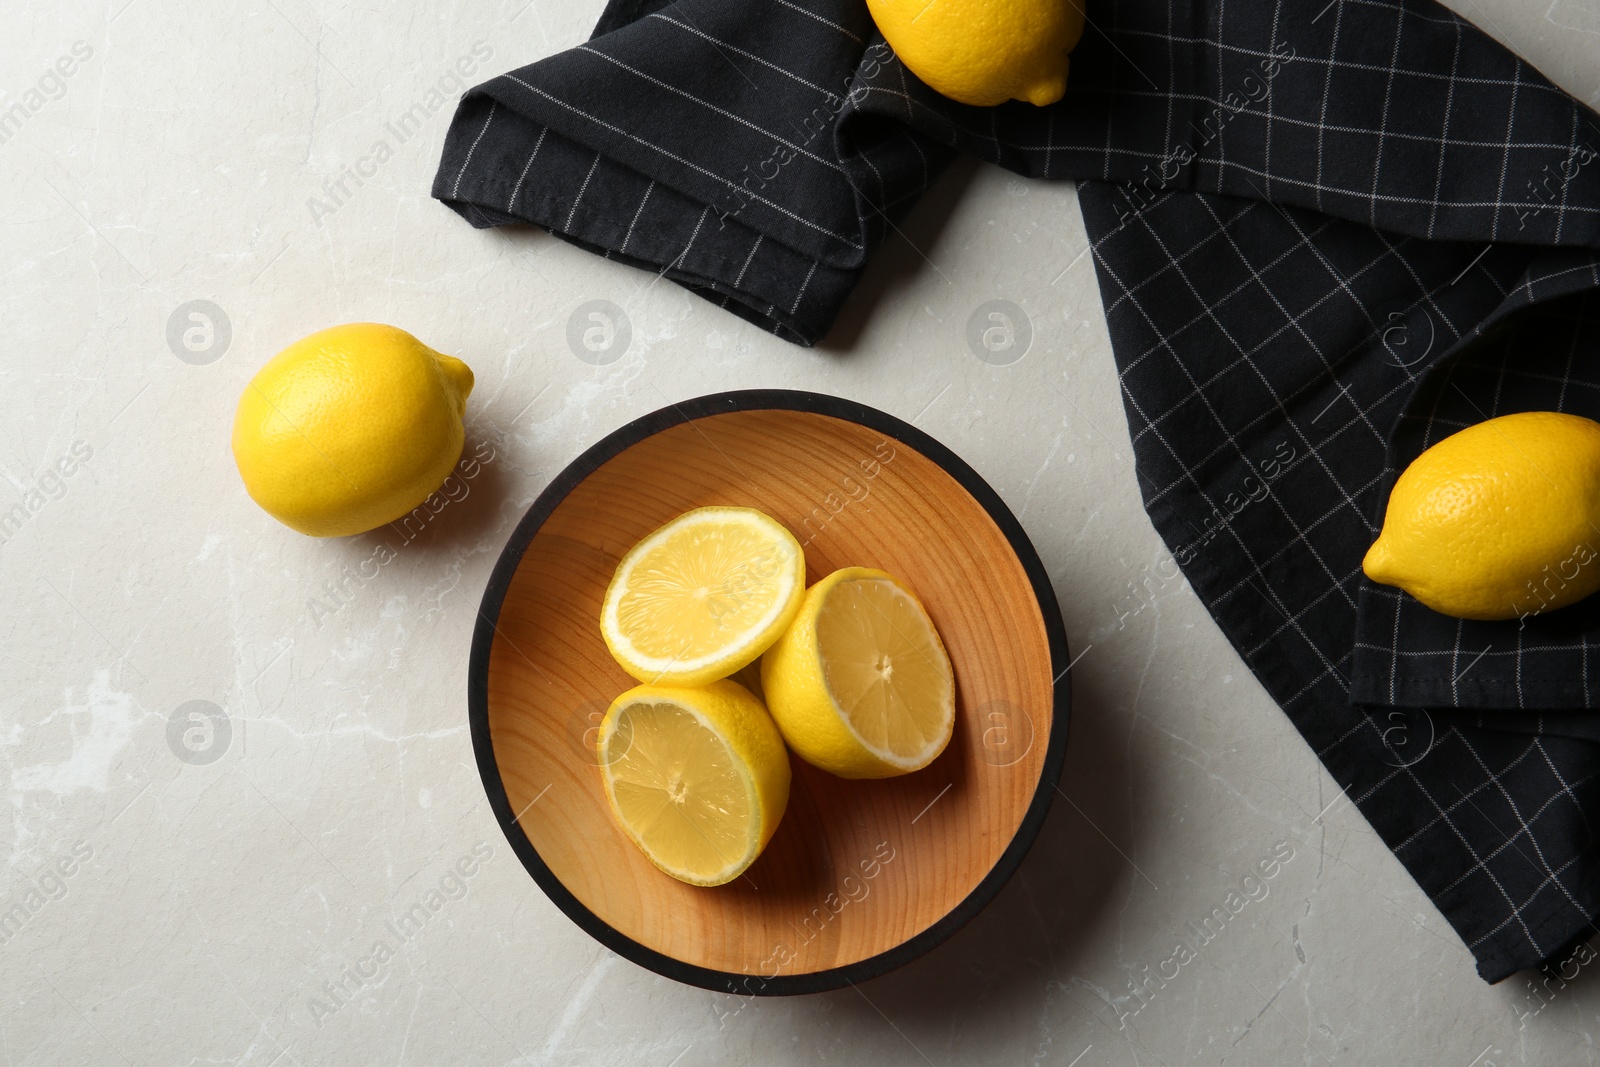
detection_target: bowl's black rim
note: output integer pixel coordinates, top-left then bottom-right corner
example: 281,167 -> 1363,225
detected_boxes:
468,389 -> 1072,996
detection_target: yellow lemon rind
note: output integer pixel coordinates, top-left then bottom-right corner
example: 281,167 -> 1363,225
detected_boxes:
230,323 -> 475,538
1363,411 -> 1600,621
863,0 -> 1083,108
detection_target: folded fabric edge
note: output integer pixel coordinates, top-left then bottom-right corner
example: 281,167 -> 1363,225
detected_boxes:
468,64 -> 877,272
1450,708 -> 1600,745
1351,669 -> 1600,712
433,109 -> 859,346
1467,873 -> 1600,984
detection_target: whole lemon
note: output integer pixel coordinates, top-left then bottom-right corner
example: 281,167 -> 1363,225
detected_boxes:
1363,411 -> 1600,621
231,323 -> 474,537
865,0 -> 1084,107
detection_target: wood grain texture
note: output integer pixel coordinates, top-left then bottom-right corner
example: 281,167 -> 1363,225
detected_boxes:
483,407 -> 1054,978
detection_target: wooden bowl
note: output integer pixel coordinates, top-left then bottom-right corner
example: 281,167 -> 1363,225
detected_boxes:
469,390 -> 1070,994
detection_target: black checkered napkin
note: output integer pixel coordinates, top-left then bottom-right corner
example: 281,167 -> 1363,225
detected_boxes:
434,0 -> 938,343
435,0 -> 1600,982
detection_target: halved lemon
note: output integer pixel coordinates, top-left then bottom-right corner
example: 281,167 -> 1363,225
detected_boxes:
600,507 -> 806,687
597,680 -> 791,886
760,567 -> 955,779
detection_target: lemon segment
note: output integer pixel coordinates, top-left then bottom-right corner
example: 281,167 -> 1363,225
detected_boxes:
597,680 -> 791,886
231,323 -> 474,538
1363,411 -> 1600,620
761,567 -> 955,778
864,0 -> 1084,108
601,507 -> 806,687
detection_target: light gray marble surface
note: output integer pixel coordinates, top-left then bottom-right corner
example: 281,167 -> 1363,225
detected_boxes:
4,1 -> 1600,1064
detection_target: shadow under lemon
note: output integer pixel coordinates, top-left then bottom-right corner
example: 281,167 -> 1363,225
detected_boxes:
331,426 -> 519,582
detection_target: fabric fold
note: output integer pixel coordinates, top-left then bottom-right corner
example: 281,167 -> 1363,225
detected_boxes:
434,0 -> 959,339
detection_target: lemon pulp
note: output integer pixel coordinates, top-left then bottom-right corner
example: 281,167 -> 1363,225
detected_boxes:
598,680 -> 790,886
601,507 -> 805,686
818,575 -> 953,760
762,567 -> 955,778
604,702 -> 750,879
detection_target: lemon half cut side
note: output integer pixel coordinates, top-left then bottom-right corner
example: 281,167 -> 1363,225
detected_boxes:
597,680 -> 791,887
600,507 -> 807,687
761,567 -> 956,779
